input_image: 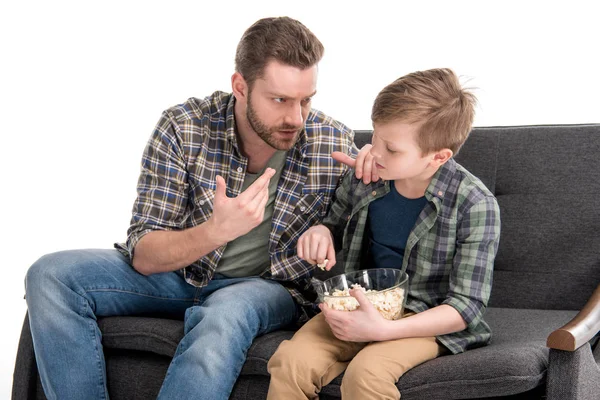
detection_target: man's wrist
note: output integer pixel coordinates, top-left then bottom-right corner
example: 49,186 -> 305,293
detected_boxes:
195,218 -> 229,248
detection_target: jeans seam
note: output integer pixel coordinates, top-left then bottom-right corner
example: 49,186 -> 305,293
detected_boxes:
81,295 -> 108,400
84,288 -> 195,301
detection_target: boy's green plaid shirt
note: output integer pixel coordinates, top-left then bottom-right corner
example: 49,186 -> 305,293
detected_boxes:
323,158 -> 501,354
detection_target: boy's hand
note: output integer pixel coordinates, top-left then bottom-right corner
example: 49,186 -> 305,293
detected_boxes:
297,225 -> 336,270
320,289 -> 389,342
208,168 -> 275,245
332,144 -> 379,184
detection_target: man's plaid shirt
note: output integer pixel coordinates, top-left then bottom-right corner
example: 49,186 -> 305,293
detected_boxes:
115,91 -> 356,314
323,159 -> 501,354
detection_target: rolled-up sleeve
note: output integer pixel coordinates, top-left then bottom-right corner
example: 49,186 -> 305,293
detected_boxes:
443,195 -> 501,329
125,111 -> 189,259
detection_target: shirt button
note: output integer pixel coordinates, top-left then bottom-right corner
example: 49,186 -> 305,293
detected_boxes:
347,215 -> 351,220
300,206 -> 306,212
372,191 -> 377,196
199,200 -> 205,205
237,167 -> 243,173
438,191 -> 443,196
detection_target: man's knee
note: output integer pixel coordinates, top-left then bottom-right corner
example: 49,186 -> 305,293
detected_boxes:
26,251 -> 78,292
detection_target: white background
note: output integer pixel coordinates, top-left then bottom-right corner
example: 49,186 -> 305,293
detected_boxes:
1,0 -> 598,396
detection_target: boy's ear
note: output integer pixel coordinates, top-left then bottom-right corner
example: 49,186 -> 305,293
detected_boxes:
231,72 -> 248,101
431,148 -> 453,167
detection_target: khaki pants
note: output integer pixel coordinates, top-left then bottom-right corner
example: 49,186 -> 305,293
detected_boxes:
267,313 -> 445,400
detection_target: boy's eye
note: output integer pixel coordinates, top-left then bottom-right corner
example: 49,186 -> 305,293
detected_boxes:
386,147 -> 397,154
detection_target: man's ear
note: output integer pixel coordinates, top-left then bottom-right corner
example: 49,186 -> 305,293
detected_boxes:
431,148 -> 453,167
231,72 -> 248,100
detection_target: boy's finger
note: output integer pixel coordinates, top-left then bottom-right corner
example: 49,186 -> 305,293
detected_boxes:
362,157 -> 373,184
326,244 -> 336,270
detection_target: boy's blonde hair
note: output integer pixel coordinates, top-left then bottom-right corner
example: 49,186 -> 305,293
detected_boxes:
371,68 -> 477,155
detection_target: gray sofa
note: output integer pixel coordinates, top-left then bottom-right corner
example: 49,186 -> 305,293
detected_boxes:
13,124 -> 600,399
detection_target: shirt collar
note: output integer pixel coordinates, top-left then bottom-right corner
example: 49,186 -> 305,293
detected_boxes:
425,158 -> 458,200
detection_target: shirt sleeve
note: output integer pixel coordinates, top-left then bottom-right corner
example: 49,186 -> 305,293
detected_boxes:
443,195 -> 501,329
124,111 -> 190,260
322,170 -> 354,249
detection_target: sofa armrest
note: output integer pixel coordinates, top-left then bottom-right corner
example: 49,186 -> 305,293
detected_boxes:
547,284 -> 600,351
546,344 -> 600,400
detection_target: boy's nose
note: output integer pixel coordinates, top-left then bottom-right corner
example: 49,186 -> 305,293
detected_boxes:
369,145 -> 381,159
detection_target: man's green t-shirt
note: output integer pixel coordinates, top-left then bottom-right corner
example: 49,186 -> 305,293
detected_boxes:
215,150 -> 287,277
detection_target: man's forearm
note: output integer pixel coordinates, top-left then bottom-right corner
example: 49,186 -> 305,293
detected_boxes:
380,304 -> 468,341
132,219 -> 225,275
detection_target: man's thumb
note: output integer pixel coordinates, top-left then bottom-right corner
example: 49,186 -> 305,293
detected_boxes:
215,175 -> 227,199
331,152 -> 356,168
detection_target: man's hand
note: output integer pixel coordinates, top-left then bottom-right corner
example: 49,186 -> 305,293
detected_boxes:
208,168 -> 276,245
297,225 -> 336,270
320,288 -> 390,342
332,144 -> 379,184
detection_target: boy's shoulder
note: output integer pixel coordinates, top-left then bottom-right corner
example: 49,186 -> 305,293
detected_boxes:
454,161 -> 495,198
433,159 -> 498,216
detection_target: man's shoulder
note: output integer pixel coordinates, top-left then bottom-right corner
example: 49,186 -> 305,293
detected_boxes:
163,91 -> 233,124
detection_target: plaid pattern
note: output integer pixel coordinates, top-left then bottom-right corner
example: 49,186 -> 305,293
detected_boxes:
115,91 -> 356,315
323,159 -> 501,354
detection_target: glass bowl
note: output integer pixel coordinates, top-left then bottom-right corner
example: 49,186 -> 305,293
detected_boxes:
311,268 -> 408,320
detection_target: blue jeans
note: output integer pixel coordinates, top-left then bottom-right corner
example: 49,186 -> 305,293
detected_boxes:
25,249 -> 298,400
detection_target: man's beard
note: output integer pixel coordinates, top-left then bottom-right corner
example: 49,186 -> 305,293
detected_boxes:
246,93 -> 302,151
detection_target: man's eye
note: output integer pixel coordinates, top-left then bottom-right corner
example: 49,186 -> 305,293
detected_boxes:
274,98 -> 285,103
387,147 -> 397,154
302,97 -> 312,105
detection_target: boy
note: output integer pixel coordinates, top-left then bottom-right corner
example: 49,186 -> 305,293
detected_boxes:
267,68 -> 501,400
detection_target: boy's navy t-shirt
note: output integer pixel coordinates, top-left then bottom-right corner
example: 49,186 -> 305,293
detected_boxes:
368,182 -> 428,269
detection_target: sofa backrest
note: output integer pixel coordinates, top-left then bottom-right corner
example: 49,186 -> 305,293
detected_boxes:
353,125 -> 600,311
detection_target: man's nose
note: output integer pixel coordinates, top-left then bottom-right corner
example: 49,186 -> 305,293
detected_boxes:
285,103 -> 303,127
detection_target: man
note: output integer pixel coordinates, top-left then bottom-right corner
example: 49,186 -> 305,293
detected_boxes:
25,16 -> 375,400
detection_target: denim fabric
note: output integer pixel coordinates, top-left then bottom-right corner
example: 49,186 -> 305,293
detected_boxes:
25,249 -> 298,400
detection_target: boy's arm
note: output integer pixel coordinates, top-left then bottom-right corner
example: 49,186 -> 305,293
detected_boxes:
442,195 -> 501,330
321,295 -> 467,342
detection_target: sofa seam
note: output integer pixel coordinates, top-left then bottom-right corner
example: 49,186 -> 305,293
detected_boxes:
102,332 -> 180,348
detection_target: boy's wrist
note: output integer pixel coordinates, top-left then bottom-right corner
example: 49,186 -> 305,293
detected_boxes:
377,319 -> 398,341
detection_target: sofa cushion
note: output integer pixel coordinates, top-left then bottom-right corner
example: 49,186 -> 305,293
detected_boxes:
99,316 -> 183,358
318,308 -> 578,399
99,307 -> 577,398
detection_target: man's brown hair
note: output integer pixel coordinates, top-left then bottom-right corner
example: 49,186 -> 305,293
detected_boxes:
235,17 -> 324,88
371,68 -> 477,155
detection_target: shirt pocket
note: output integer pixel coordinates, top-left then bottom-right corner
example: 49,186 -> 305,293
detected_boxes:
277,192 -> 327,251
431,215 -> 458,263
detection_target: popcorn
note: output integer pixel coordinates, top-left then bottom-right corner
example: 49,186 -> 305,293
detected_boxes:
316,259 -> 329,271
323,283 -> 405,320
